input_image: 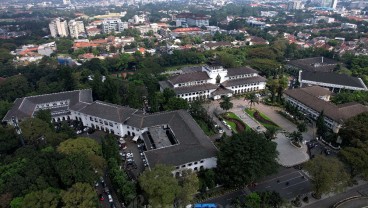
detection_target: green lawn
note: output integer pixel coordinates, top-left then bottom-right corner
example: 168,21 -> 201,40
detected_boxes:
244,108 -> 279,130
222,112 -> 252,133
224,120 -> 237,133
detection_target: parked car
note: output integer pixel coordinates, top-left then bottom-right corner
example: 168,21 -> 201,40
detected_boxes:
108,194 -> 113,203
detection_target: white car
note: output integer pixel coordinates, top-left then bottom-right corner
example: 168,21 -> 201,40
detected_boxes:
108,194 -> 113,203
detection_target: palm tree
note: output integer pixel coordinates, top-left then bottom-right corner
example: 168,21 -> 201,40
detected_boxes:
246,93 -> 259,109
219,96 -> 233,112
287,131 -> 303,145
264,126 -> 278,140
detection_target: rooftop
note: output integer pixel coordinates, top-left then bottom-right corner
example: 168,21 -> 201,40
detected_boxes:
221,76 -> 267,87
3,89 -> 93,122
227,67 -> 259,77
168,71 -> 210,85
300,71 -> 368,90
287,57 -> 339,72
284,86 -> 368,122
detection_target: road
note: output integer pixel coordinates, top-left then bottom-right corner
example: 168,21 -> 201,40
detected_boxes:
303,183 -> 368,208
203,167 -> 312,207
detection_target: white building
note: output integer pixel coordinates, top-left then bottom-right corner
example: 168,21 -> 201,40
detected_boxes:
159,65 -> 266,101
175,13 -> 210,27
341,23 -> 357,30
68,20 -> 85,39
102,19 -> 128,34
288,0 -> 303,10
49,18 -> 69,38
284,86 -> 368,133
3,89 -> 218,174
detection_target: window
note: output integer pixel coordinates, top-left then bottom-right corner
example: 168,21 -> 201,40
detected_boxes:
109,122 -> 113,127
176,166 -> 179,169
200,160 -> 204,163
90,117 -> 93,121
127,126 -> 130,129
194,162 -> 198,165
181,165 -> 186,168
104,121 -> 108,125
188,163 -> 192,166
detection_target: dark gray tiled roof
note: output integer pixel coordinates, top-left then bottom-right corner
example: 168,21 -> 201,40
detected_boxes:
211,87 -> 233,96
287,57 -> 338,72
221,76 -> 267,87
3,89 -> 93,122
173,83 -> 218,94
168,71 -> 210,85
130,110 -> 217,167
301,71 -> 367,89
226,67 -> 258,77
284,86 -> 368,122
79,101 -> 137,123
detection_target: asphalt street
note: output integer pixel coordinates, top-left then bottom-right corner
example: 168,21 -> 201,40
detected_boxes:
203,167 -> 312,207
249,168 -> 311,200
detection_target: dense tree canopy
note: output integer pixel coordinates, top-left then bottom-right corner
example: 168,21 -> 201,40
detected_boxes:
339,112 -> 368,146
304,155 -> 349,197
217,131 -> 278,187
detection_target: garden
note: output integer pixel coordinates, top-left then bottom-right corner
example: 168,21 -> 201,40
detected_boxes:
244,108 -> 279,130
220,112 -> 250,133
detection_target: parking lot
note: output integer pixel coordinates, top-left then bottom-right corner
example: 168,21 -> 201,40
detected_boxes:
307,140 -> 337,159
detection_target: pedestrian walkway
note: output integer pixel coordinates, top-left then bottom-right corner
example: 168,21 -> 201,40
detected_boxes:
232,104 -> 267,132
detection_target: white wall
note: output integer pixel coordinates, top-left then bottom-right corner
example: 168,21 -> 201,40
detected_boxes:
173,157 -> 217,175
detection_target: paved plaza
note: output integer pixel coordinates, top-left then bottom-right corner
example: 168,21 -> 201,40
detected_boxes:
275,133 -> 310,167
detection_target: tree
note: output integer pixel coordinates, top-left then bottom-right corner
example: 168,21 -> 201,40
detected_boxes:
264,125 -> 278,140
57,137 -> 106,172
21,188 -> 61,208
0,126 -> 19,155
56,153 -> 96,187
167,97 -> 189,110
177,170 -> 200,206
139,165 -> 180,207
339,141 -> 368,179
243,192 -> 261,208
216,74 -> 221,84
339,112 -> 368,146
35,109 -> 52,127
297,122 -> 307,133
0,100 -> 12,119
219,96 -> 233,112
247,93 -> 259,109
61,183 -> 97,208
304,155 -> 349,198
198,169 -> 216,193
217,131 -> 278,187
316,111 -> 327,139
287,131 -> 303,145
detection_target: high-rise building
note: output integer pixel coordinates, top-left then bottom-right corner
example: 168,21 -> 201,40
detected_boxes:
321,0 -> 337,9
68,20 -> 85,38
63,0 -> 71,5
49,18 -> 69,38
288,0 -> 303,10
102,19 -> 128,34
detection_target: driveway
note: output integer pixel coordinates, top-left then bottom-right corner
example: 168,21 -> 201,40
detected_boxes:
275,133 -> 310,167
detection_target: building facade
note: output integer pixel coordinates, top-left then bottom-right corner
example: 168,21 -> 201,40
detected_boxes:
49,18 -> 69,38
159,65 -> 266,101
102,19 -> 128,34
284,86 -> 368,133
175,13 -> 210,27
3,89 -> 218,174
68,20 -> 85,38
